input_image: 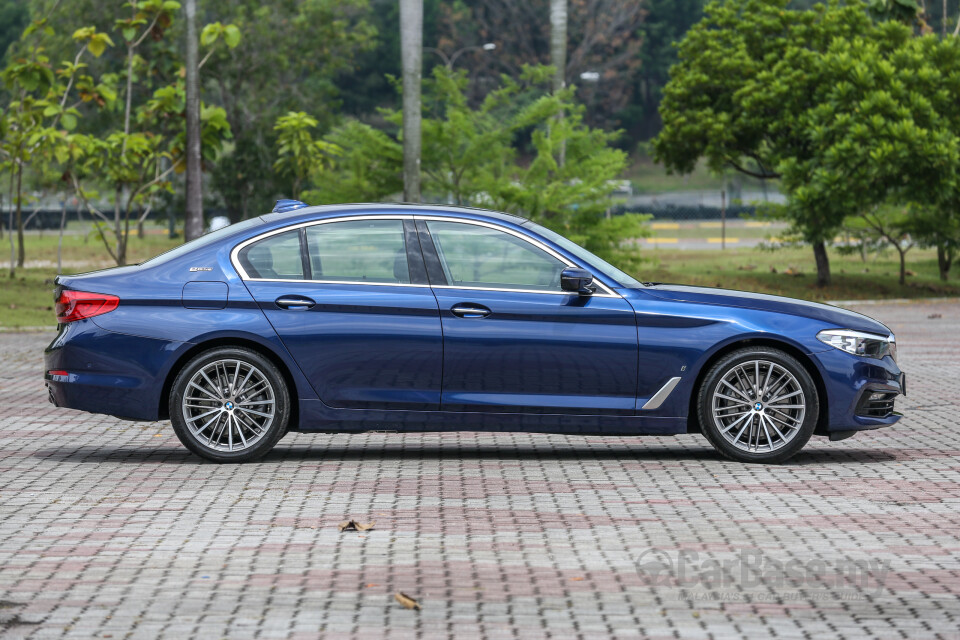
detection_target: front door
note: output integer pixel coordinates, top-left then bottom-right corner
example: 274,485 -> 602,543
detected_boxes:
418,218 -> 639,415
239,217 -> 443,411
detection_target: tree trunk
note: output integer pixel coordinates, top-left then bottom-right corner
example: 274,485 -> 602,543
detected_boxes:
550,0 -> 567,94
57,198 -> 67,274
15,163 -> 24,268
399,0 -> 423,203
938,244 -> 952,281
897,247 -> 906,286
7,171 -> 14,278
550,0 -> 567,167
183,0 -> 204,241
813,240 -> 830,287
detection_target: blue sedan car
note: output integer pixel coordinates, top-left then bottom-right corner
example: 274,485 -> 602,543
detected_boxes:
44,202 -> 904,463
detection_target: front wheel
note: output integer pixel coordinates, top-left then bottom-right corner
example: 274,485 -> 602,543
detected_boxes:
697,347 -> 819,464
169,347 -> 290,463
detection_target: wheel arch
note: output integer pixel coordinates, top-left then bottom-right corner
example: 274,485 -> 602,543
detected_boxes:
158,336 -> 300,430
686,337 -> 828,435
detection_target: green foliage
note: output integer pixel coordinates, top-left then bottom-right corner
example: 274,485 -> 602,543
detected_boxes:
298,65 -> 645,267
200,22 -> 241,49
201,0 -> 377,218
654,0 -> 960,284
302,120 -> 402,204
272,111 -> 341,198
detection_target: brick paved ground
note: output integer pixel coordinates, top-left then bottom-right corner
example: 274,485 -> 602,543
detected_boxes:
1,300 -> 959,639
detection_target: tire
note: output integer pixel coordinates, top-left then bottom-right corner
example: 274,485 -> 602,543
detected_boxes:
169,347 -> 290,463
697,347 -> 818,464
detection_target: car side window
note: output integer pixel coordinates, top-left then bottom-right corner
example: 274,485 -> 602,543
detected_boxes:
426,220 -> 566,291
237,230 -> 304,280
305,219 -> 410,284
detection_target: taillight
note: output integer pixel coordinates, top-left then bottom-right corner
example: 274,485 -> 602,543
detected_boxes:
55,290 -> 120,323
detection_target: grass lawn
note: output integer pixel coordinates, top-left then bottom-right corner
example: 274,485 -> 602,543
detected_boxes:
642,246 -> 960,301
1,228 -> 958,330
625,154 -> 772,195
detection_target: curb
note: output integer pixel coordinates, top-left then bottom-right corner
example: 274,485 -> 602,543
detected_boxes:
827,297 -> 960,306
0,326 -> 55,333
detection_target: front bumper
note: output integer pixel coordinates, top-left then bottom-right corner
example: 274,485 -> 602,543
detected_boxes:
44,320 -> 185,421
811,347 -> 904,435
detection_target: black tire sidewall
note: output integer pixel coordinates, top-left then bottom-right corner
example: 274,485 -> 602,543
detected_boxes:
698,347 -> 818,464
169,347 -> 290,462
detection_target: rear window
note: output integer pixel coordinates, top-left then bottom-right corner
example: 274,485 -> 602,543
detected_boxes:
237,230 -> 304,279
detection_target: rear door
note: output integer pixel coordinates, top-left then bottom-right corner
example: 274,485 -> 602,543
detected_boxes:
237,216 -> 443,411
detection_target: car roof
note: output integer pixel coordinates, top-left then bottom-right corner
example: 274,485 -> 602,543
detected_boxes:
259,202 -> 531,227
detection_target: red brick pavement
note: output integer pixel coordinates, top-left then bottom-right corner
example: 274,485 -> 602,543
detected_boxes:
0,300 -> 958,638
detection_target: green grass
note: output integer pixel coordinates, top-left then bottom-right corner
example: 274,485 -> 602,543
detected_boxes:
646,220 -> 787,241
624,154 -> 774,195
2,228 -> 959,330
640,246 -> 960,301
2,223 -> 179,266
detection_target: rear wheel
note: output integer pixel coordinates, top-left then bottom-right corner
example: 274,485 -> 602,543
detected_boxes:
697,347 -> 818,464
169,347 -> 290,462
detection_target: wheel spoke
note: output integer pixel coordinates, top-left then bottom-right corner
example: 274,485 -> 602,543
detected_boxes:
186,407 -> 221,423
720,379 -> 752,402
187,381 -> 220,400
768,389 -> 802,404
715,392 -> 752,406
719,411 -> 752,435
238,406 -> 272,419
762,413 -> 788,442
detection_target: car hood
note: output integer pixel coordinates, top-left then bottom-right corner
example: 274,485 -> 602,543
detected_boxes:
639,284 -> 891,335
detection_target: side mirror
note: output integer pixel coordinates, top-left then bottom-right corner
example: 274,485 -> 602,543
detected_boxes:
560,267 -> 595,296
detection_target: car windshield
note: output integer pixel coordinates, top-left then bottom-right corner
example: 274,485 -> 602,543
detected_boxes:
523,221 -> 644,288
140,217 -> 262,266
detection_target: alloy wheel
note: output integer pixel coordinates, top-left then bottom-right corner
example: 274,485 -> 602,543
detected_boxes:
710,359 -> 806,453
181,359 -> 276,452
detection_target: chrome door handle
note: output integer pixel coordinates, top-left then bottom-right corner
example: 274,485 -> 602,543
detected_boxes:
275,296 -> 316,310
451,305 -> 491,318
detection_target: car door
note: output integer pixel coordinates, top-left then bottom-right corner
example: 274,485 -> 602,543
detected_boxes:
417,217 -> 639,415
236,216 -> 443,411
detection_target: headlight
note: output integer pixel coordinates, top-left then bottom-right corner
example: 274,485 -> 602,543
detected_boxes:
816,329 -> 896,361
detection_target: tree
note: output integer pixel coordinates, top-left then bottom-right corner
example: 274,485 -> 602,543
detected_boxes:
272,111 -> 340,199
432,0 -> 645,131
200,0 -> 376,220
183,0 -> 202,240
302,120 -> 402,204
549,0 -> 566,95
0,16 -> 112,274
845,206 -> 915,285
63,0 -> 234,266
399,0 -> 422,202
301,65 -> 649,269
654,0 -> 959,287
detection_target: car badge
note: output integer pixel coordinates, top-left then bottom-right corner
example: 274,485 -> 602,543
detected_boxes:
189,267 -> 213,272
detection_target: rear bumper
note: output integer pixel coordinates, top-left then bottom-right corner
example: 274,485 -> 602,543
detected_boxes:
811,348 -> 904,434
44,320 -> 185,421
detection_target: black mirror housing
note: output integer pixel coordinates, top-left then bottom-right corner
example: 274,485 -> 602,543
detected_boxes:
560,267 -> 595,296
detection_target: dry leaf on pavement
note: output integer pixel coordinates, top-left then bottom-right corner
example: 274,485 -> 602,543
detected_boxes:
338,520 -> 375,532
394,592 -> 421,610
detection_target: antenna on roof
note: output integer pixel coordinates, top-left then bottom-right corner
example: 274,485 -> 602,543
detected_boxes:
272,199 -> 309,213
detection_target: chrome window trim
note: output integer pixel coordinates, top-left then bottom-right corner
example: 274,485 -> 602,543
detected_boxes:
416,215 -> 620,298
237,277 -> 431,289
230,212 -> 621,298
230,214 -> 414,281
